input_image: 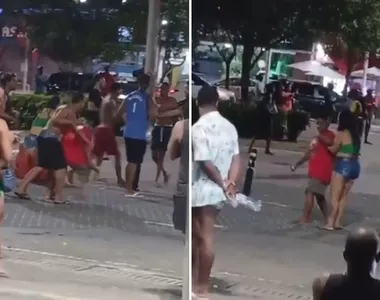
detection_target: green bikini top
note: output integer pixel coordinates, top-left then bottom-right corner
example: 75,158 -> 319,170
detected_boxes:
338,143 -> 359,155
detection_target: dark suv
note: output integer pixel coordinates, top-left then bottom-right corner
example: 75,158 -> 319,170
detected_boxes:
46,72 -> 94,94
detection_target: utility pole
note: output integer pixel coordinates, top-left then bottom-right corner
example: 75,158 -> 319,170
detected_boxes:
144,0 -> 161,95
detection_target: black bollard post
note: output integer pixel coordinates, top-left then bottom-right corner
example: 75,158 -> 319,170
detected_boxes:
242,148 -> 257,197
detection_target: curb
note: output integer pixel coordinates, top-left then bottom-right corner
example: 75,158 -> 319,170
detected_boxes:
3,246 -> 311,299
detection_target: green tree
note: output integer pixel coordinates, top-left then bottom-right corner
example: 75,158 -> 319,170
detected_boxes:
25,8 -> 126,65
194,0 -> 349,101
211,31 -> 238,90
323,0 -> 380,94
10,0 -> 188,66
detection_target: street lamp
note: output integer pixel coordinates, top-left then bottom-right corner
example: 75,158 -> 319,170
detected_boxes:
161,19 -> 168,26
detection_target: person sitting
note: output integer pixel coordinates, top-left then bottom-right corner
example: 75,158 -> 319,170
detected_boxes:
312,227 -> 380,299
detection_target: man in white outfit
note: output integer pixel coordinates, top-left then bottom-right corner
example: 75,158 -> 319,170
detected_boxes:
191,85 -> 241,299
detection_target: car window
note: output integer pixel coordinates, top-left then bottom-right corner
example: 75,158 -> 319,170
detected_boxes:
192,73 -> 207,86
292,82 -> 314,96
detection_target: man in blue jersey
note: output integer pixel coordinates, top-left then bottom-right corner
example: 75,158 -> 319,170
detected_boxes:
122,73 -> 151,197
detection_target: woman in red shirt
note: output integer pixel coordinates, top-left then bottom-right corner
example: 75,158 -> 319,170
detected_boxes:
291,116 -> 335,223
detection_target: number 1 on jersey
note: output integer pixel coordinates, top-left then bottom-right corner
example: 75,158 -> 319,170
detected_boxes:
132,102 -> 137,113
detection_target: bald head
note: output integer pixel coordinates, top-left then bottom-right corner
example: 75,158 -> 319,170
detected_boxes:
344,228 -> 379,265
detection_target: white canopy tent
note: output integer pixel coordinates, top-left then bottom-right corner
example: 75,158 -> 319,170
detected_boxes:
287,60 -> 345,79
351,67 -> 380,78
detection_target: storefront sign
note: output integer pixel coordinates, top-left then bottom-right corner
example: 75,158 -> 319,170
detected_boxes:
2,26 -> 26,38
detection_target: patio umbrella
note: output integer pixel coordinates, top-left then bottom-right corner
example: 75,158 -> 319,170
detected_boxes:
350,67 -> 380,78
288,60 -> 345,79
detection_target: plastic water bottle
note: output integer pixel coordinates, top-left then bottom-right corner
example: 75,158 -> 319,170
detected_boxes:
233,193 -> 262,212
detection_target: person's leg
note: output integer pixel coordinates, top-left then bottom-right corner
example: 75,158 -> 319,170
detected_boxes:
325,172 -> 345,229
125,138 -> 139,195
152,150 -> 162,185
53,168 -> 67,203
197,205 -> 218,297
162,127 -> 172,184
66,168 -> 75,185
192,208 -> 201,294
16,166 -> 43,195
51,138 -> 68,203
114,153 -> 124,186
107,129 -> 124,185
151,126 -> 161,183
299,191 -> 314,223
133,163 -> 141,192
265,116 -> 273,155
0,189 -> 7,276
334,180 -> 354,229
315,194 -> 328,223
365,117 -> 372,144
154,151 -> 166,186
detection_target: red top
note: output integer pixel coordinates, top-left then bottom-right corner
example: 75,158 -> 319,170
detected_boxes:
308,130 -> 335,184
61,126 -> 92,167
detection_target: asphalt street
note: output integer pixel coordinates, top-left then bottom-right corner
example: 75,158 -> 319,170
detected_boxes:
1,126 -> 380,299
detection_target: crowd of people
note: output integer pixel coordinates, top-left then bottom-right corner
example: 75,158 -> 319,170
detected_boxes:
191,83 -> 380,299
0,70 -> 188,276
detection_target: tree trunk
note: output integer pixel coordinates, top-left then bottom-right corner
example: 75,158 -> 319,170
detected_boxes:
241,42 -> 254,102
224,59 -> 232,90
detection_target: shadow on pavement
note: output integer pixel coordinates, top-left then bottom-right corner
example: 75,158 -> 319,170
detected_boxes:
210,277 -> 235,296
255,173 -> 307,180
143,287 -> 182,300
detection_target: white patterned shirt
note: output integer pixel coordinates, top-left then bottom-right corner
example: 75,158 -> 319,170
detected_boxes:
192,111 -> 239,208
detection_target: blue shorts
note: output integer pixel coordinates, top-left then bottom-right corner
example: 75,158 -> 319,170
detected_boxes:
334,157 -> 360,180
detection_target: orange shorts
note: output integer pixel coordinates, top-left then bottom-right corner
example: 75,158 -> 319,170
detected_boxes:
92,126 -> 119,157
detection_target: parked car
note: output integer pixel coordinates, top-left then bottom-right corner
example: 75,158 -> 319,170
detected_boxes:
192,72 -> 236,101
276,80 -> 346,122
214,77 -> 259,100
46,72 -> 94,94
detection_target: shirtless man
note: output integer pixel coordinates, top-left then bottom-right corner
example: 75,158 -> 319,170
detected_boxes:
92,82 -> 124,185
151,82 -> 178,186
0,73 -> 19,127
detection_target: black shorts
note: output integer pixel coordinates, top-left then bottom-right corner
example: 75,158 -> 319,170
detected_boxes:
37,136 -> 67,170
151,126 -> 172,151
124,137 -> 147,164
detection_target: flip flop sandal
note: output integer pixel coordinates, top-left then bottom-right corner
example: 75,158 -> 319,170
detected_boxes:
318,225 -> 334,231
154,182 -> 163,188
0,268 -> 8,278
334,226 -> 345,230
14,192 -> 31,200
53,200 -> 70,205
124,192 -> 144,198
